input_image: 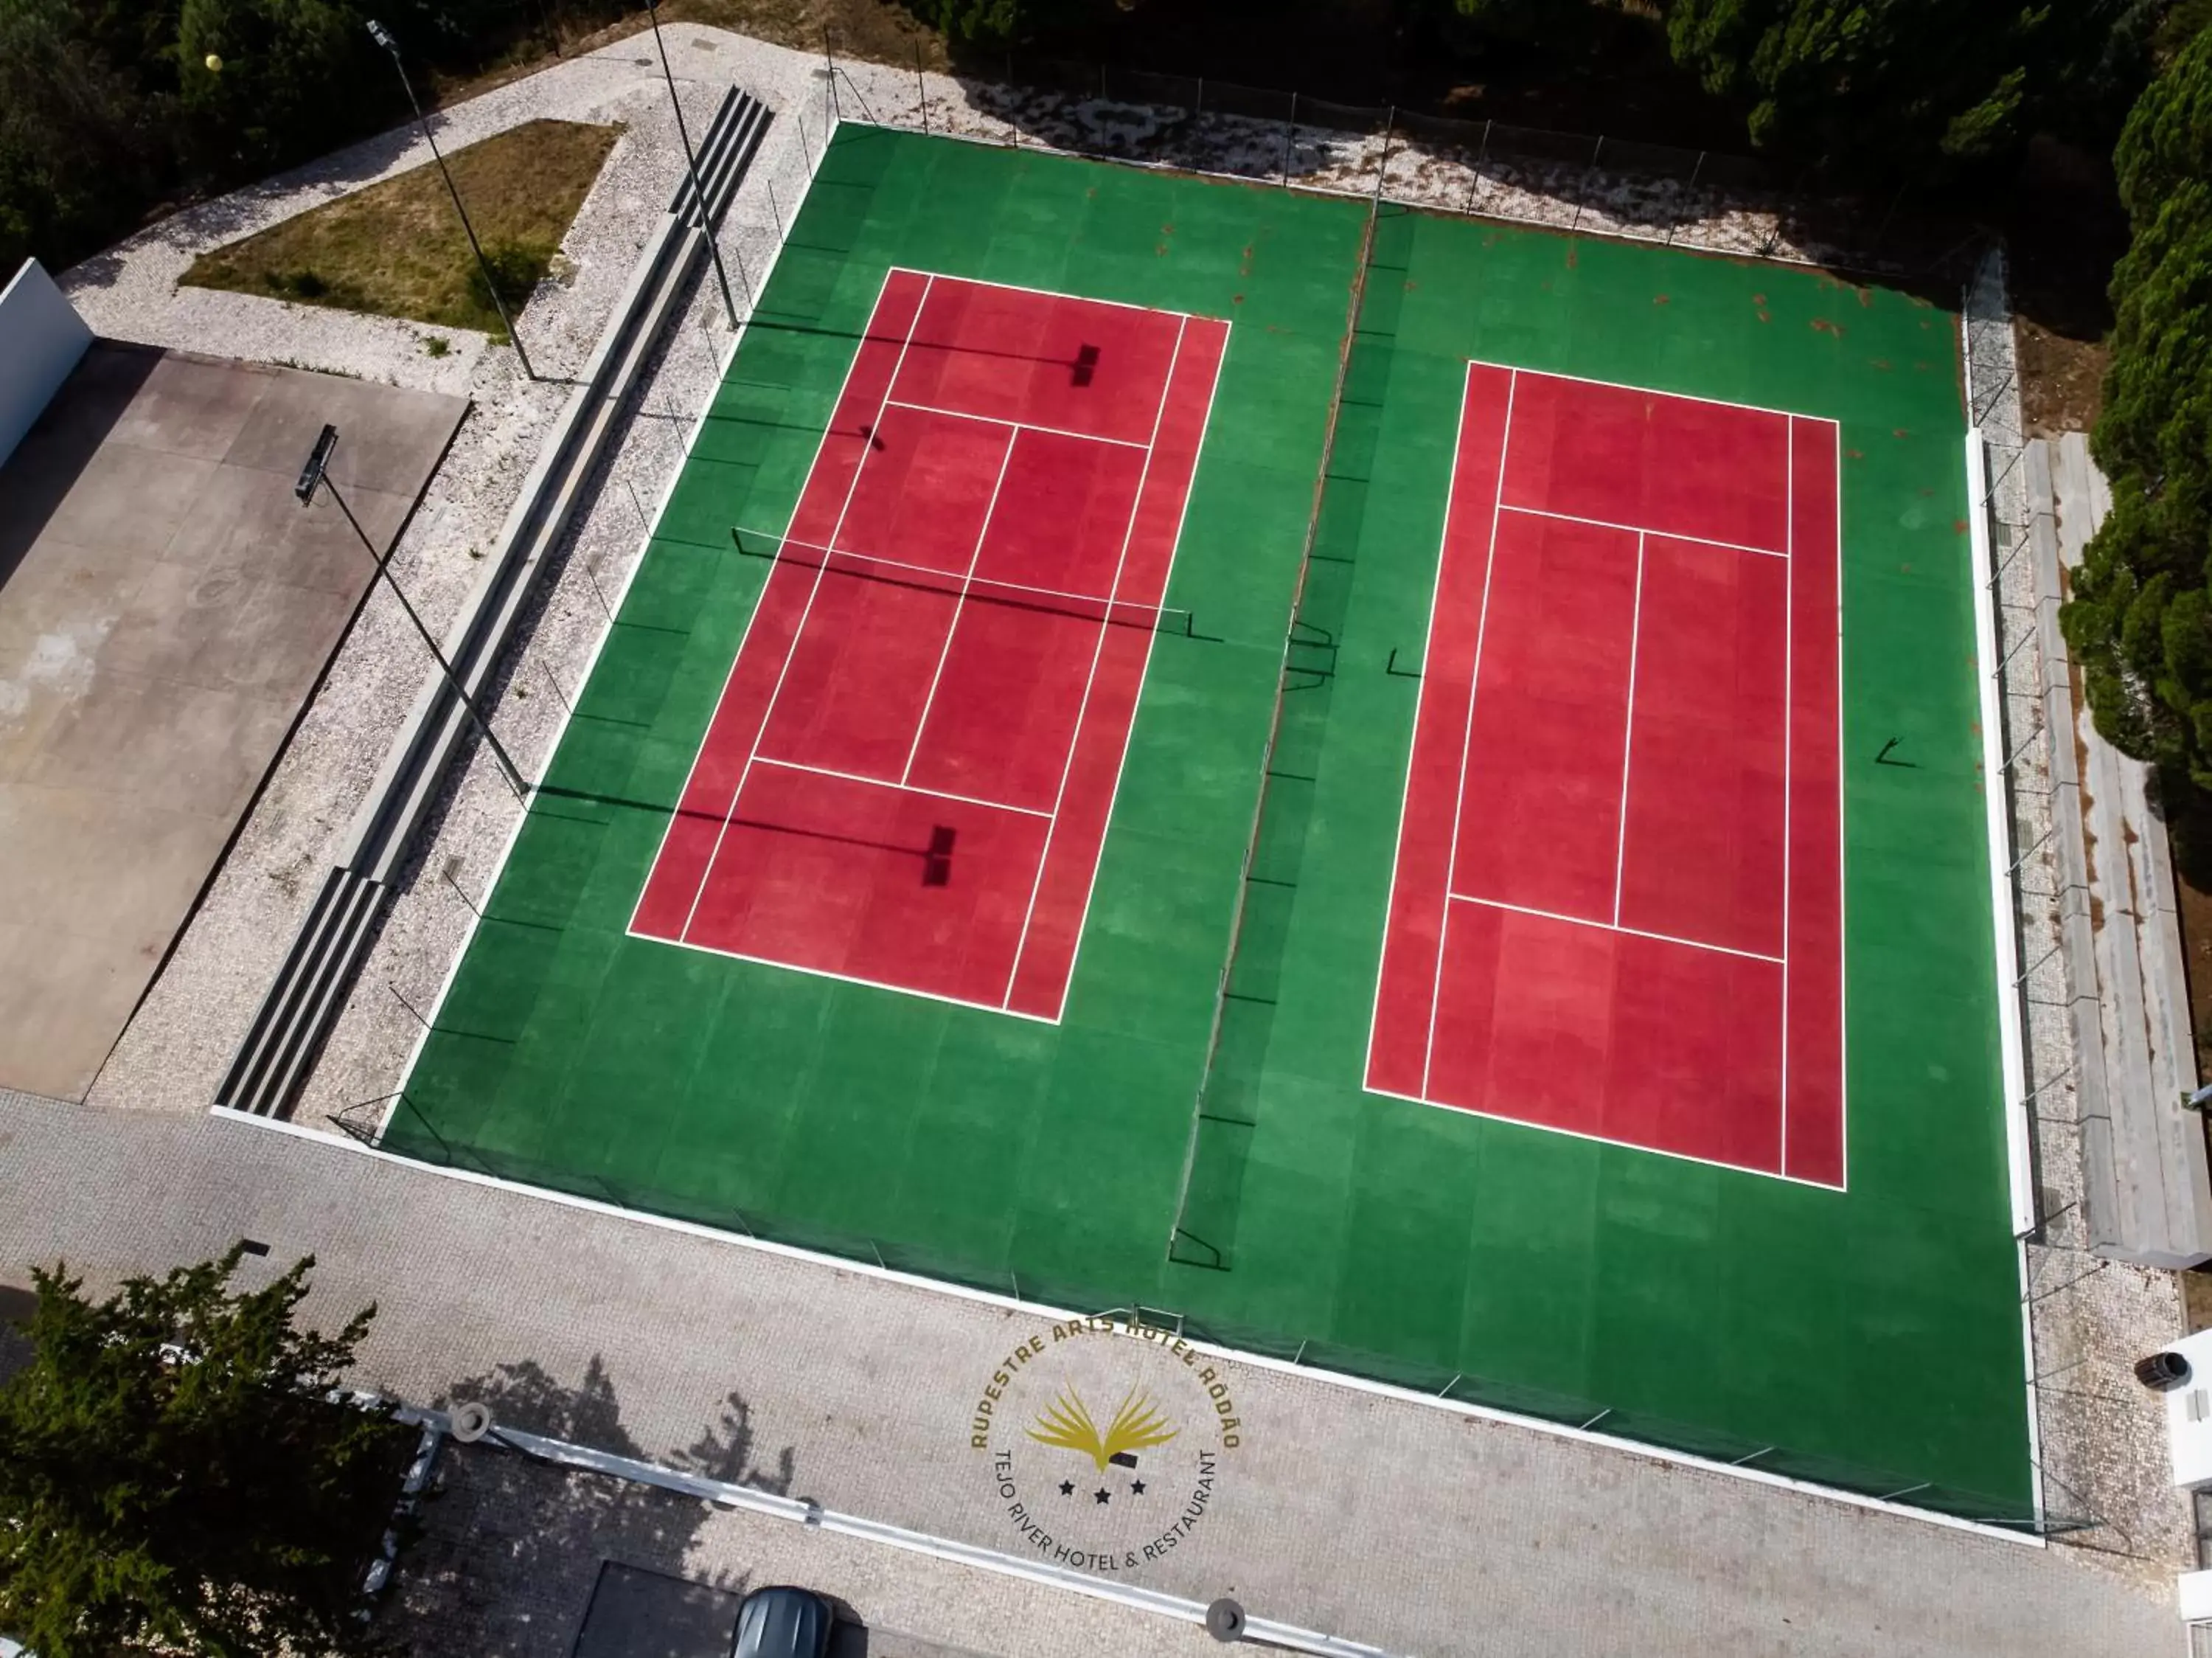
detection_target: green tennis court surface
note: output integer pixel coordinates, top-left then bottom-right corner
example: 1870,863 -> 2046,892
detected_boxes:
394,126 -> 2030,1525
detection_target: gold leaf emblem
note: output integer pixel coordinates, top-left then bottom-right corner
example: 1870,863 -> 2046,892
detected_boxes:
1026,1385 -> 1179,1471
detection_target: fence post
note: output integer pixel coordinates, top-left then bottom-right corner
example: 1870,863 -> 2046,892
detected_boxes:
1872,182 -> 1906,254
1570,134 -> 1604,234
1373,106 -> 1394,204
1194,76 -> 1203,119
397,1091 -> 457,1163
915,39 -> 928,135
824,29 -> 838,120
1477,117 -> 1492,167
1281,93 -> 1298,187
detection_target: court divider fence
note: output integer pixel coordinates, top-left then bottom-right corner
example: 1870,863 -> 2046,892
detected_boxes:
829,38 -> 1986,284
342,1075 -> 2089,1539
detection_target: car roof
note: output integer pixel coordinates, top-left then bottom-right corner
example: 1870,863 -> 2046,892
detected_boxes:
734,1585 -> 832,1658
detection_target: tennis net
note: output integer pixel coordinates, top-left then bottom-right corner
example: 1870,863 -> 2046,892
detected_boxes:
728,527 -> 1205,638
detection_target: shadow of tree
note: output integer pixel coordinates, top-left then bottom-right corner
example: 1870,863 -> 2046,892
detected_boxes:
445,1355 -> 639,1451
375,1356 -> 799,1658
672,1388 -> 796,1497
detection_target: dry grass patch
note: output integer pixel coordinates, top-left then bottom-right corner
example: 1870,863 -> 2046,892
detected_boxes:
2016,318 -> 2110,438
184,119 -> 622,339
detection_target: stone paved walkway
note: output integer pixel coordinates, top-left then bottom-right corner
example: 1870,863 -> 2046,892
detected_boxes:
0,1090 -> 2170,1657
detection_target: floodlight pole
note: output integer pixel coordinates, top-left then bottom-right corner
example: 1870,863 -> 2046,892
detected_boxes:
297,425 -> 529,797
366,19 -> 538,381
647,0 -> 740,327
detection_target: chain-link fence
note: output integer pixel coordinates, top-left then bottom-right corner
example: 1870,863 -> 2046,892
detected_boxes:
833,42 -> 1985,280
352,1076 -> 2086,1538
345,86 -> 2066,1541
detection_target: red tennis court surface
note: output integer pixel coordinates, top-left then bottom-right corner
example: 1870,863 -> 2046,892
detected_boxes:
631,269 -> 1229,1020
1366,363 -> 1844,1186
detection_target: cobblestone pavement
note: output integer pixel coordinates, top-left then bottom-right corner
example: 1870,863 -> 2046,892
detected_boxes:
0,1091 -> 2173,1657
386,1441 -> 1228,1658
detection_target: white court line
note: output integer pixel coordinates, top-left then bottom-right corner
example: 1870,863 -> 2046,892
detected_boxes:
679,274 -> 938,943
1368,357 -> 1848,1193
751,755 -> 1051,819
1421,369 -> 1517,1100
1833,424 -> 1848,1190
1001,313 -> 1190,1009
900,431 -> 1019,784
1036,321 -> 1231,1023
888,263 -> 1192,319
1611,530 -> 1646,928
1463,355 -> 1838,429
1499,503 -> 1787,561
1780,417 -> 1795,1173
882,398 -> 1150,451
1366,1079 -> 1845,1191
651,266 -> 1219,1015
1445,892 -> 1786,965
1362,365 -> 1474,1092
645,928 -> 1058,1024
627,266 -> 904,943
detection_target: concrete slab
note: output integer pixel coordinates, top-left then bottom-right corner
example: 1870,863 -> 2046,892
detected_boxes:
160,465 -> 413,595
103,349 -> 268,461
0,343 -> 465,1100
221,370 -> 460,493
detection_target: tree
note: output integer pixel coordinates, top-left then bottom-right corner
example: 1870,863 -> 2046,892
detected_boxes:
1662,0 -> 2159,178
0,0 -> 175,277
0,1247 -> 400,1658
901,0 -> 1093,48
2065,21 -> 2212,794
177,0 -> 380,172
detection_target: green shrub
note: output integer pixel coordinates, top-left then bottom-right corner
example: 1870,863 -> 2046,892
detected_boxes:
1662,0 -> 2156,179
462,238 -> 549,331
2065,23 -> 2212,793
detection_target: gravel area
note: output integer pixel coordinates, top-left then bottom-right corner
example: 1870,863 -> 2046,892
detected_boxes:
78,26 -> 836,1119
873,69 -> 1938,274
55,20 -> 2185,1584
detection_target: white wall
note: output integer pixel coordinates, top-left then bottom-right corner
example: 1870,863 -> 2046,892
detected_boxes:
0,258 -> 94,469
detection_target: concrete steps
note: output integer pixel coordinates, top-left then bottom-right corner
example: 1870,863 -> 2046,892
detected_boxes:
218,89 -> 772,1119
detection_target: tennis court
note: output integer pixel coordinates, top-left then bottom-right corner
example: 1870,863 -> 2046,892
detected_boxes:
1367,364 -> 1844,1184
631,270 -> 1228,1019
393,128 -> 2033,1527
